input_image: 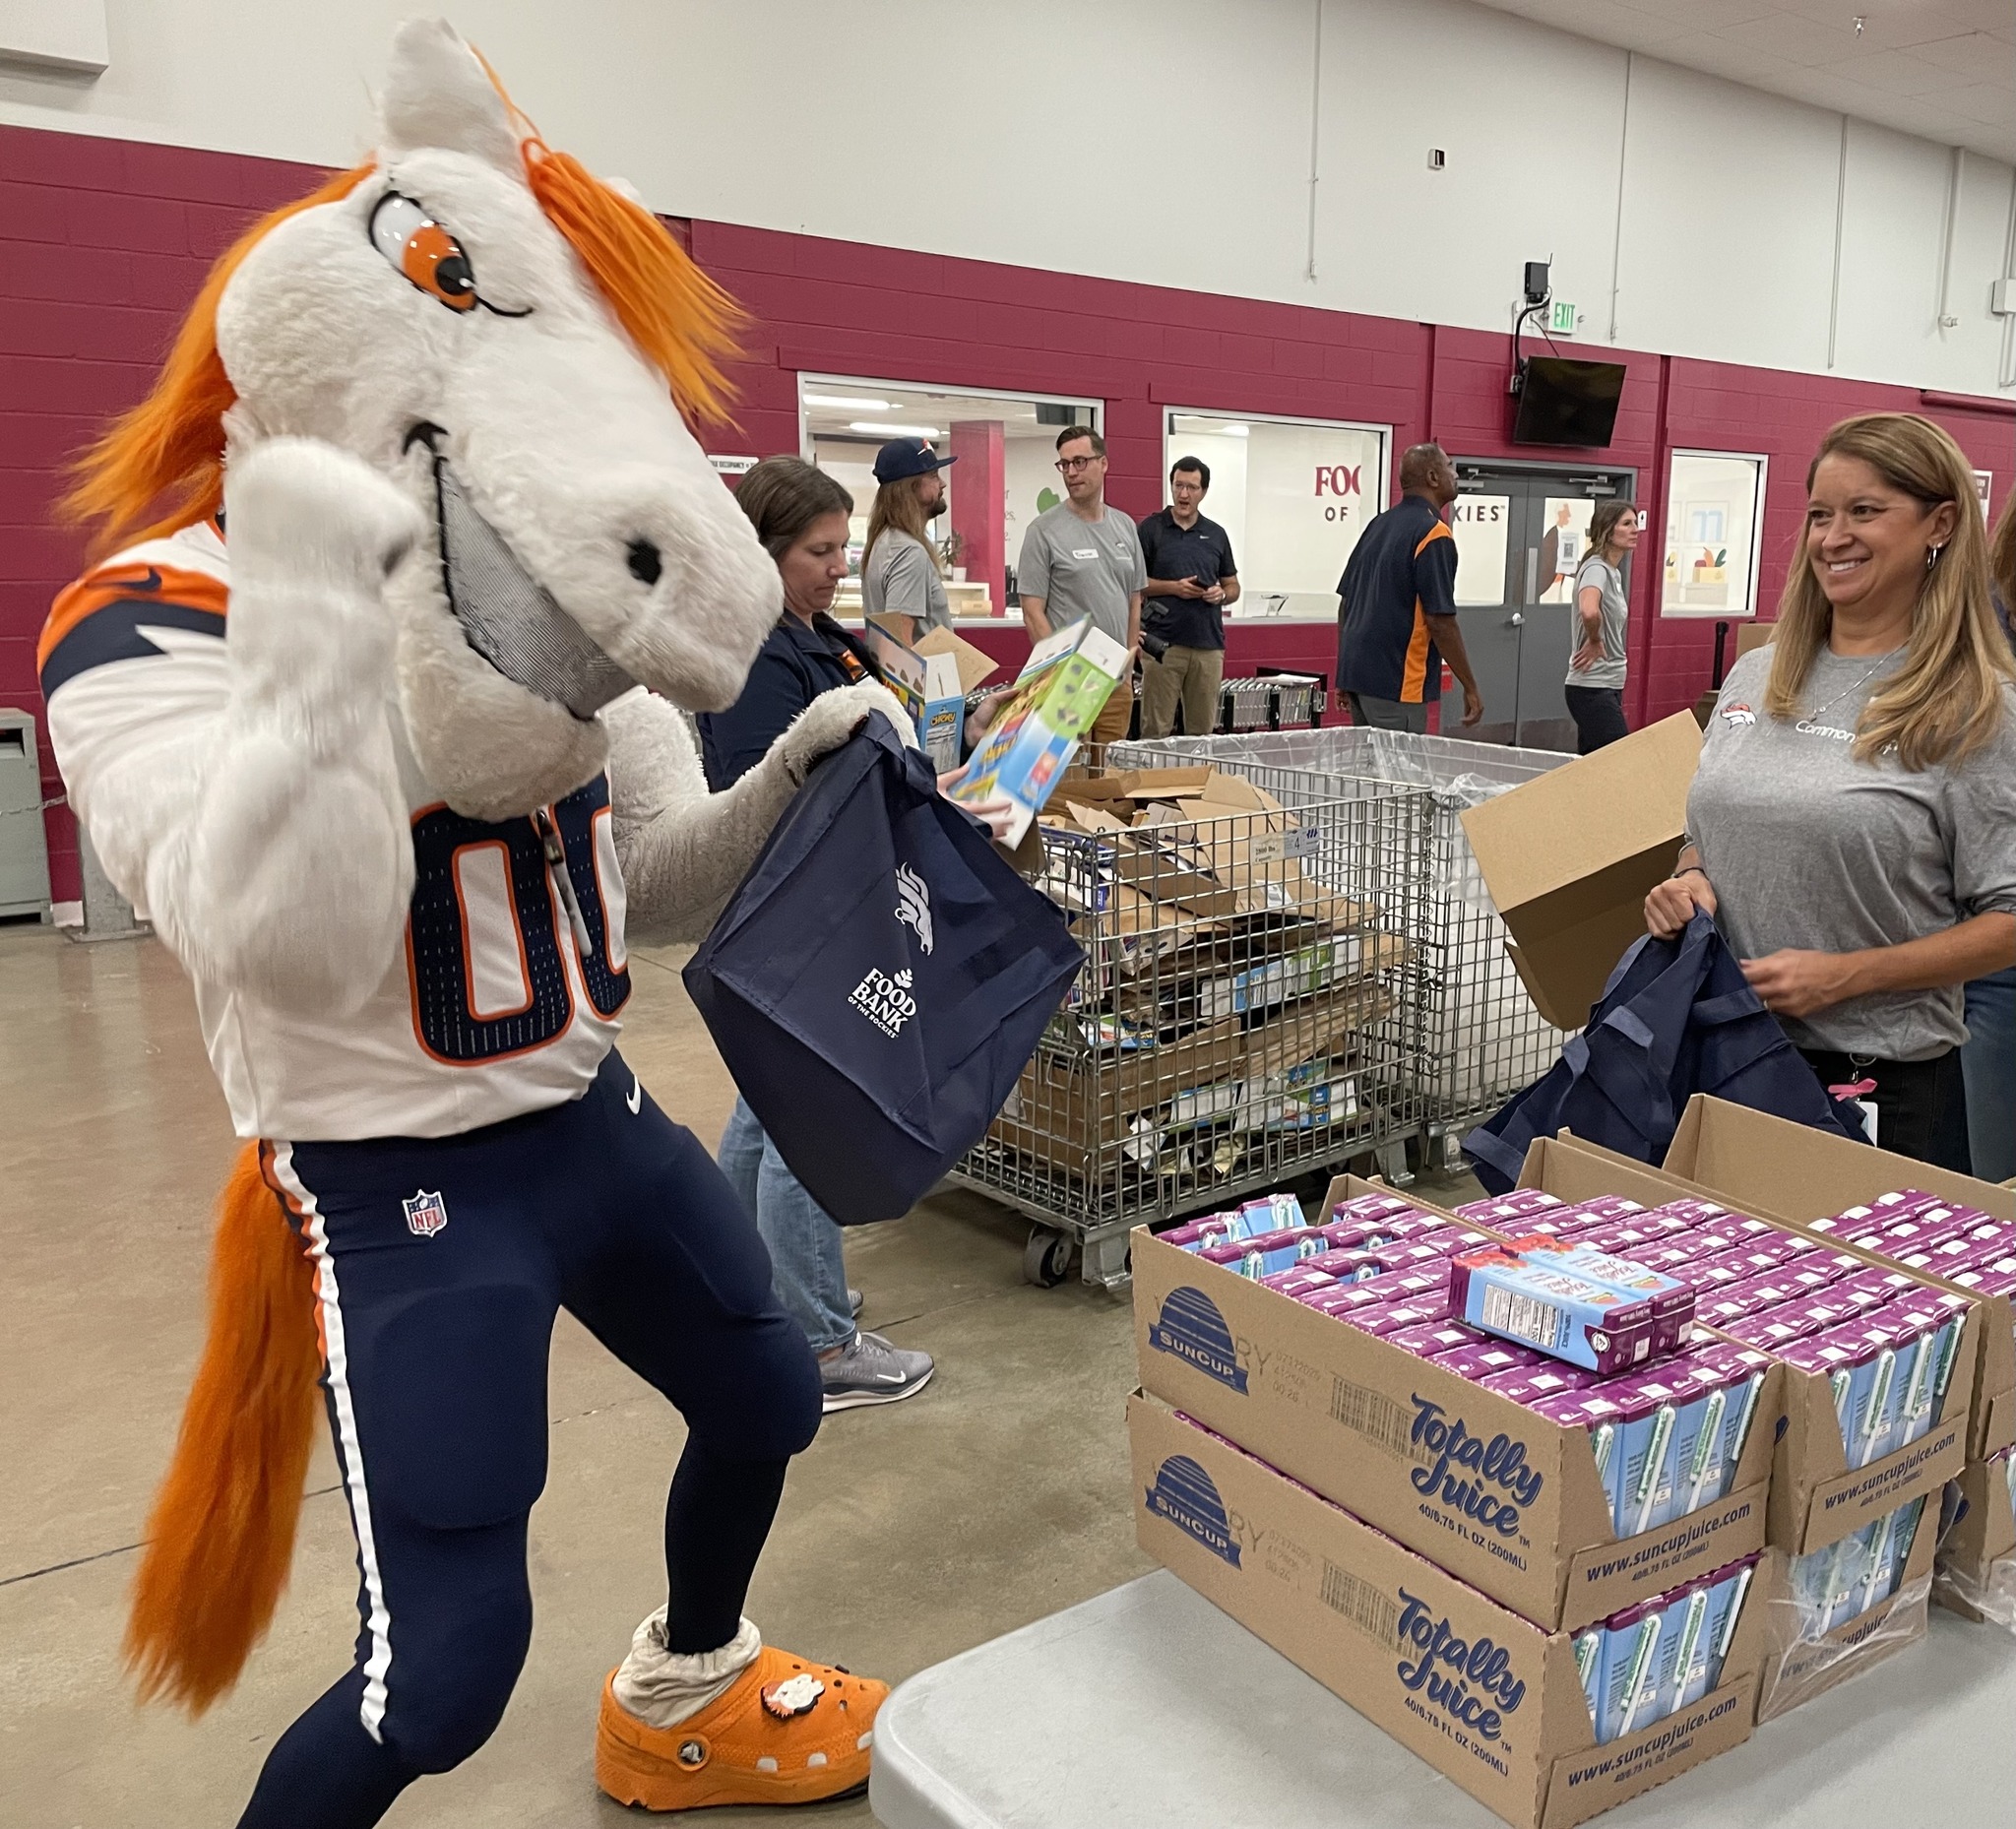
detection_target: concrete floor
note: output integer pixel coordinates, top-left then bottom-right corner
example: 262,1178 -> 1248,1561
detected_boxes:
0,920 -> 1479,1827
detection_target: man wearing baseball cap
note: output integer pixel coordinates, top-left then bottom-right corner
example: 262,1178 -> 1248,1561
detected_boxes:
863,436 -> 955,641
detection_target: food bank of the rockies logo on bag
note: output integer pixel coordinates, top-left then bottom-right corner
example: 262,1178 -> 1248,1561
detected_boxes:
1147,1286 -> 1248,1392
849,966 -> 917,1038
1146,1454 -> 1241,1565
895,863 -> 933,955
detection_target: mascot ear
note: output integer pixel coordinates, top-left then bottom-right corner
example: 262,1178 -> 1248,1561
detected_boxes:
379,18 -> 523,180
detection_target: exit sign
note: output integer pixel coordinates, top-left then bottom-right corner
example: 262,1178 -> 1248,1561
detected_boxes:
1547,299 -> 1578,335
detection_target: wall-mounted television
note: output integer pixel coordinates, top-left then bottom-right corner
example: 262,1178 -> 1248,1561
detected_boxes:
1511,357 -> 1626,448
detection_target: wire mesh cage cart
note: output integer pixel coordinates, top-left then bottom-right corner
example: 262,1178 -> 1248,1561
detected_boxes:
1114,729 -> 1576,1173
948,768 -> 1435,1289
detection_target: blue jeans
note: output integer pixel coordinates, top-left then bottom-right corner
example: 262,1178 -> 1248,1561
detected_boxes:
1963,966 -> 2016,1182
719,1097 -> 854,1354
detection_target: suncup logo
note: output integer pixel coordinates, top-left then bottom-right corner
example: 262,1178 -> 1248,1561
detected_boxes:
1147,1287 -> 1249,1392
1409,1395 -> 1542,1537
1146,1454 -> 1241,1566
1394,1588 -> 1527,1738
849,967 -> 917,1039
895,862 -> 933,955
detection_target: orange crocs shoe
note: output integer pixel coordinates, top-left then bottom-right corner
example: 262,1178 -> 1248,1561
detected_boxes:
595,1644 -> 888,1811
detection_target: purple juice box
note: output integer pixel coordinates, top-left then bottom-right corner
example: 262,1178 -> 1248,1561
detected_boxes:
1478,1361 -> 1601,1406
1950,1265 -> 2016,1298
1386,1319 -> 1487,1358
1697,1287 -> 1766,1331
1261,1264 -> 1338,1297
1456,1188 -> 1567,1226
1663,1223 -> 1750,1260
1459,1256 -> 1657,1373
1300,1247 -> 1400,1284
1511,1238 -> 1697,1356
1199,1226 -> 1329,1280
1338,1298 -> 1448,1336
1604,1371 -> 1696,1536
1531,1386 -> 1632,1527
1949,1239 -> 2016,1275
1324,1190 -> 1424,1228
1685,1342 -> 1772,1499
1409,1227 -> 1500,1257
1679,1557 -> 1758,1707
1649,1197 -> 1734,1226
1298,1279 -> 1390,1314
1808,1319 -> 1901,1469
1432,1339 -> 1548,1380
1352,1264 -> 1456,1301
1720,1307 -> 1822,1351
1596,1599 -> 1668,1742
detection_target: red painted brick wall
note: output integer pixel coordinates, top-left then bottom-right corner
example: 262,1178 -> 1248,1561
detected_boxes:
4,124 -> 2009,903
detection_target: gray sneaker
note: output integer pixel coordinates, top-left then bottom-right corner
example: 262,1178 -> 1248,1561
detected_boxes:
821,1330 -> 933,1413
848,1287 -> 864,1318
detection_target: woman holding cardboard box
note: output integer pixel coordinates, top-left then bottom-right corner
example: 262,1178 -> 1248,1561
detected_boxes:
1645,413 -> 2016,1172
700,457 -> 1012,1411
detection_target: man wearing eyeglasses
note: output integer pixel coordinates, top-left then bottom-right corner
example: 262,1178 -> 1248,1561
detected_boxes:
1017,425 -> 1145,755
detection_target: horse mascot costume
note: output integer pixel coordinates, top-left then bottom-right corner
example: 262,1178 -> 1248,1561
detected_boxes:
41,19 -> 909,1825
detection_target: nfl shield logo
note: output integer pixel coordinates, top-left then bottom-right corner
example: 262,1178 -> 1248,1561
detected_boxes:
403,1189 -> 449,1237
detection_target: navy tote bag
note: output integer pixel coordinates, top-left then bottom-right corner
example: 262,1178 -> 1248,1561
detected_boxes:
685,716 -> 1083,1226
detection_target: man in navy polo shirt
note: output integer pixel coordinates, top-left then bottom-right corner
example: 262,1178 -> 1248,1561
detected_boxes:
1337,442 -> 1484,734
1137,456 -> 1241,738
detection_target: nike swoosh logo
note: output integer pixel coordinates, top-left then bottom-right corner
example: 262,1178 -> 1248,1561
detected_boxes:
873,1371 -> 907,1383
625,1075 -> 642,1115
102,566 -> 164,593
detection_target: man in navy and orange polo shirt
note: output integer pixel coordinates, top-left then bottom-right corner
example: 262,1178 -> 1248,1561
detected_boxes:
1336,442 -> 1484,734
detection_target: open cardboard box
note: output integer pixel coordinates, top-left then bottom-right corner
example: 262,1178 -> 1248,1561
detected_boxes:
1933,1451 -> 2016,1625
1518,1132 -> 1978,1557
1458,711 -> 1700,1032
1131,1395 -> 1763,1829
862,616 -> 996,772
1656,1096 -> 2015,1461
1755,1498 -> 1935,1720
1133,1175 -> 1776,1635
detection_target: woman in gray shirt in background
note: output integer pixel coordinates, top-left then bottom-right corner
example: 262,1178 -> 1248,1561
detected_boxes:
1646,413 -> 2016,1170
1564,500 -> 1638,753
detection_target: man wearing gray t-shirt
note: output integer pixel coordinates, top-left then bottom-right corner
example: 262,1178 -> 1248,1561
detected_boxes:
1018,424 -> 1144,754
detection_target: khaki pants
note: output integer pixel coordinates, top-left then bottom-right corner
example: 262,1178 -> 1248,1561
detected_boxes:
1086,671 -> 1136,765
1140,645 -> 1226,739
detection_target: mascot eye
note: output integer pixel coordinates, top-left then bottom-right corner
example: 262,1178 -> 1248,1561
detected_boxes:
368,191 -> 479,312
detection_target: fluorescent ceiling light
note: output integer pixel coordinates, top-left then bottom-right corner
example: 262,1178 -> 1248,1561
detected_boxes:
1221,423 -> 1250,436
805,394 -> 893,410
851,421 -> 940,438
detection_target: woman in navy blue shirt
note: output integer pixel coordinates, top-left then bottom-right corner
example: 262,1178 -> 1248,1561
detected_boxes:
702,457 -> 1007,1414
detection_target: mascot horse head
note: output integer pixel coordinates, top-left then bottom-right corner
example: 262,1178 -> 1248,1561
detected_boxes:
71,16 -> 780,820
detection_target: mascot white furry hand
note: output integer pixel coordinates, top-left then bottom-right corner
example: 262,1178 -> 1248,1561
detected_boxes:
41,18 -> 895,1821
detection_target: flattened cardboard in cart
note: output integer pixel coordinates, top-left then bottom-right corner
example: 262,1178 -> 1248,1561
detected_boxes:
1755,1515 -> 1936,1721
1129,1396 -> 1763,1829
1132,1176 -> 1776,1634
1459,711 -> 1701,1032
1521,1130 -> 1980,1556
1658,1096 -> 2016,1461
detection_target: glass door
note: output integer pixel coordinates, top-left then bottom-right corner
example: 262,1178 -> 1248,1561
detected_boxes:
1447,462 -> 1635,750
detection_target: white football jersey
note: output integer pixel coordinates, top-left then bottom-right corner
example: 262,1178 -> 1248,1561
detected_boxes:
42,522 -> 630,1141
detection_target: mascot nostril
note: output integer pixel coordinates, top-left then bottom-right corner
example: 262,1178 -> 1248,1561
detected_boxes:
626,538 -> 663,587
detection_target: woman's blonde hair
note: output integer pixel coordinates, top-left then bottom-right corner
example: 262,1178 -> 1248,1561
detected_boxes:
1589,499 -> 1638,562
1765,412 -> 2012,770
864,476 -> 941,572
1990,487 -> 2016,630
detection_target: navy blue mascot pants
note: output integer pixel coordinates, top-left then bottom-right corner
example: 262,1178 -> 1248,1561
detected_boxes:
236,1050 -> 822,1829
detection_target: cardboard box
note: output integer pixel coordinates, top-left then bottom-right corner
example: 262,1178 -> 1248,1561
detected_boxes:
1656,1096 -> 2016,1461
1131,1396 -> 1762,1829
1732,622 -> 1775,661
1458,711 -> 1701,1031
1514,1132 -> 1978,1556
1934,1451 -> 2016,1625
1132,1177 -> 1777,1634
947,617 -> 1128,844
1755,1502 -> 1935,1720
862,616 -> 996,772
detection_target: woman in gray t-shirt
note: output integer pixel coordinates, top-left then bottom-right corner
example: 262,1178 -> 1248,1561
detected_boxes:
1645,413 -> 2016,1171
1564,501 -> 1637,753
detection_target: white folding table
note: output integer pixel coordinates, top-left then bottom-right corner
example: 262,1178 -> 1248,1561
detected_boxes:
870,1571 -> 2013,1829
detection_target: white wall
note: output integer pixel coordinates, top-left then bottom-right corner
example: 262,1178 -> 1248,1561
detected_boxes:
2,0 -> 2010,395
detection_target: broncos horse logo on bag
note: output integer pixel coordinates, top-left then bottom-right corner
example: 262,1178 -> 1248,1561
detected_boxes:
895,861 -> 933,955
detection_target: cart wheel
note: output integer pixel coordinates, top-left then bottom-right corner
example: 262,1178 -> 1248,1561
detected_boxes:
1023,1227 -> 1074,1288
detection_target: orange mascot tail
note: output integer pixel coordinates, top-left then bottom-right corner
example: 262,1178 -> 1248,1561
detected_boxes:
124,1142 -> 323,1714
